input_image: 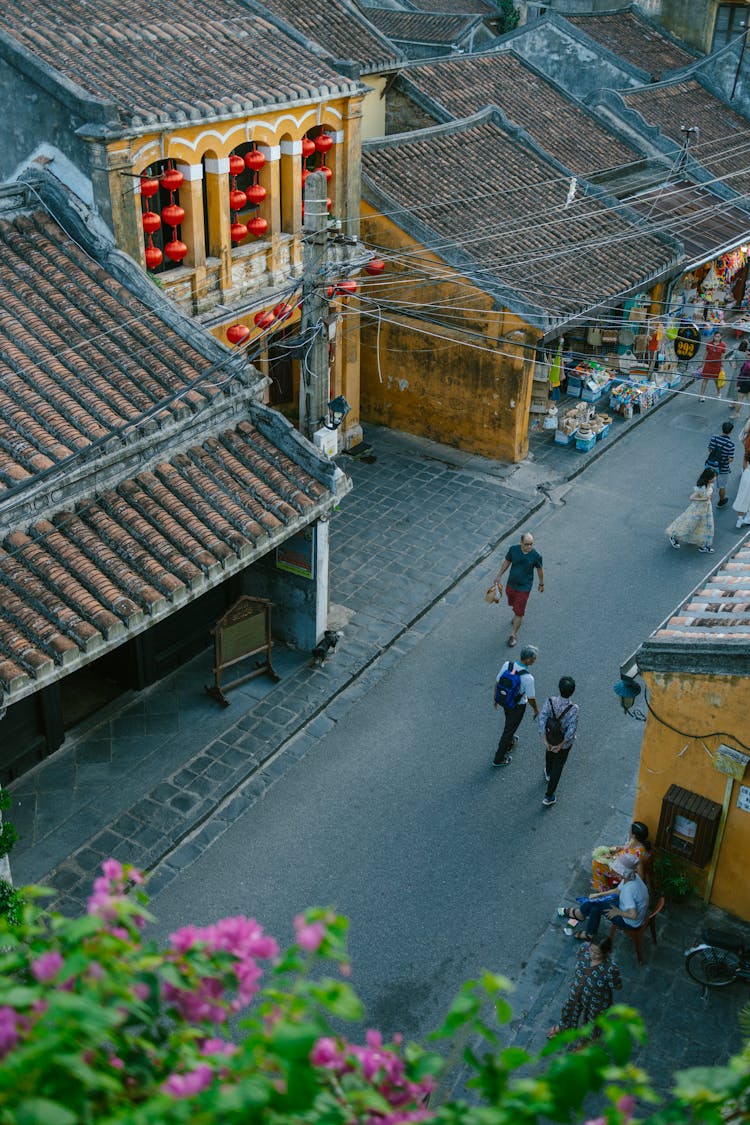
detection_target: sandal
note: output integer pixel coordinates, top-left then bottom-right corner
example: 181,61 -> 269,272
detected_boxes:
507,635 -> 517,647
556,907 -> 576,920
546,1025 -> 560,1040
570,930 -> 593,942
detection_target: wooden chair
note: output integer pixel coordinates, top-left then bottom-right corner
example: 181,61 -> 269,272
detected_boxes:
609,896 -> 665,965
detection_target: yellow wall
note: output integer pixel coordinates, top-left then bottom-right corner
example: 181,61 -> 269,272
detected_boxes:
359,203 -> 536,462
634,668 -> 750,919
360,76 -> 387,140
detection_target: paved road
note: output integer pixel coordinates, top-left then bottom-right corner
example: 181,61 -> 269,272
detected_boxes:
148,394 -> 742,1043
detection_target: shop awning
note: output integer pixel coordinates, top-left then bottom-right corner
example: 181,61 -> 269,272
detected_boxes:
626,180 -> 750,271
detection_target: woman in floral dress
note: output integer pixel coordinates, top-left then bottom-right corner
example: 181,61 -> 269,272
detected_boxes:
547,936 -> 622,1040
667,468 -> 717,552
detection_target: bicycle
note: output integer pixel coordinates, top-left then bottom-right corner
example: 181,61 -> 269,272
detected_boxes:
685,928 -> 750,993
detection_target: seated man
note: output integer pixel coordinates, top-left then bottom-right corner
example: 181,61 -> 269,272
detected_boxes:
558,853 -> 649,941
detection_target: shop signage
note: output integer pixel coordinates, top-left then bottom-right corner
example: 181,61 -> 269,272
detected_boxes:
714,743 -> 750,779
738,786 -> 750,813
674,323 -> 700,360
206,595 -> 279,707
277,529 -> 315,579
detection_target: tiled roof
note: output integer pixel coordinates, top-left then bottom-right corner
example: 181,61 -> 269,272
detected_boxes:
362,114 -> 678,327
626,180 -> 750,266
0,0 -> 360,130
622,80 -> 750,200
0,184 -> 345,704
250,0 -> 405,71
366,10 -> 478,44
0,209 -> 227,489
566,11 -> 695,78
0,420 -> 330,700
402,52 -> 639,174
644,539 -> 750,646
406,0 -> 498,15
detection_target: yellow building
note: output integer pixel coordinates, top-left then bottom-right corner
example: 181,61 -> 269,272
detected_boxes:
0,0 -> 370,448
633,539 -> 750,920
360,110 -> 679,463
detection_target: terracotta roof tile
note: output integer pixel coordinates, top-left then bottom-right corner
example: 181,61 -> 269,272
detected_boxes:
0,0 -> 359,128
406,0 -> 498,14
362,115 -> 677,323
0,423 -> 338,698
366,11 -> 478,43
650,542 -> 750,643
566,11 -> 695,78
622,80 -> 750,199
0,209 -> 228,494
402,53 -> 638,174
253,0 -> 404,71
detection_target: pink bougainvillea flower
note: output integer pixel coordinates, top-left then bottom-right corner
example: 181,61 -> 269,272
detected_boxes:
101,859 -> 123,881
617,1096 -> 636,1120
0,1007 -> 19,1059
163,1063 -> 213,1098
294,915 -> 326,953
200,1038 -> 238,1058
31,951 -> 63,983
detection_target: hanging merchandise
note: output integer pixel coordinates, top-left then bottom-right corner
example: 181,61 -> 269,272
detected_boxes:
160,164 -> 187,264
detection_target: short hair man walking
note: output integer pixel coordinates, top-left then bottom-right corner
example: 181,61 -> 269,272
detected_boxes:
492,645 -> 539,766
537,676 -> 578,807
706,420 -> 735,507
493,533 -> 544,648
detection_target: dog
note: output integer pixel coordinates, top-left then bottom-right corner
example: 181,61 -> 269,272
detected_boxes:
311,629 -> 340,666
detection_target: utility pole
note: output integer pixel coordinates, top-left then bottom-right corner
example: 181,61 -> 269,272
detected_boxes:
300,171 -> 330,440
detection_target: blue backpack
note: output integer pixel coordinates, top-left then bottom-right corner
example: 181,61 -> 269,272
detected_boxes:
494,662 -> 523,710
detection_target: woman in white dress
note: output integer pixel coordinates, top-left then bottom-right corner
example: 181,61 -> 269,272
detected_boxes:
733,418 -> 750,528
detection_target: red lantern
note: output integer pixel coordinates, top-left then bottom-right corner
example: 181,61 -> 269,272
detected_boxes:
320,164 -> 333,182
164,238 -> 188,263
145,243 -> 163,270
247,216 -> 269,238
229,188 -> 247,212
229,153 -> 245,176
326,286 -> 334,298
273,302 -> 293,321
227,324 -> 251,345
301,169 -> 310,186
301,137 -> 316,159
365,258 -> 385,275
140,177 -> 159,198
246,184 -> 267,206
254,309 -> 275,329
315,133 -> 334,154
161,167 -> 184,192
161,203 -> 185,228
245,150 -> 266,172
326,198 -> 332,211
142,210 -> 161,234
337,279 -> 358,295
231,221 -> 249,243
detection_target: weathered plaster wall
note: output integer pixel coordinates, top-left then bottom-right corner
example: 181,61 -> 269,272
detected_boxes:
359,204 -> 536,462
361,76 -> 388,140
634,668 -> 750,920
660,0 -> 716,53
507,22 -> 643,99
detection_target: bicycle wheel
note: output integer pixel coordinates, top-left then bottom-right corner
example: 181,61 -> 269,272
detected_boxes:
686,946 -> 739,987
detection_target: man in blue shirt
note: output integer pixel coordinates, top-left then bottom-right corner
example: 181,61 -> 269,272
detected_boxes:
493,532 -> 544,648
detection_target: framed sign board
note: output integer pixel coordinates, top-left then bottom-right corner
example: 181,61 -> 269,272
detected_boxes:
206,596 -> 279,707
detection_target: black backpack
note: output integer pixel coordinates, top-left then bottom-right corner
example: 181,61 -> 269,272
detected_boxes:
544,699 -> 573,747
494,662 -> 523,710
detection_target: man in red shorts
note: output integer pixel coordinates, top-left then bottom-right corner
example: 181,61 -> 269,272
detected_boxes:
493,532 -> 544,647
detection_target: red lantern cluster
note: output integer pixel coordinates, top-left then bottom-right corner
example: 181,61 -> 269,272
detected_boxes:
161,164 -> 187,264
254,309 -> 275,330
230,147 -> 268,243
141,174 -> 162,270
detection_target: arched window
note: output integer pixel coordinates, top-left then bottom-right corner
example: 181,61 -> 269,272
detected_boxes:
228,141 -> 270,250
138,160 -> 188,275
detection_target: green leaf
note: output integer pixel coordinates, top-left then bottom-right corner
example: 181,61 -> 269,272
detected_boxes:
308,979 -> 363,1021
270,1019 -> 320,1061
673,1065 -> 741,1100
16,1099 -> 77,1125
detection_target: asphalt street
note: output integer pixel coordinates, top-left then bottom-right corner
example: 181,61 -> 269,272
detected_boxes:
147,392 -> 745,1044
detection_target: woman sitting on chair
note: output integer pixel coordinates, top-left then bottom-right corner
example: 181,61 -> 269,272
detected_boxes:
591,821 -> 652,892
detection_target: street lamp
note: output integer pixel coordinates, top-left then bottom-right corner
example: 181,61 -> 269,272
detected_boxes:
613,675 -> 642,713
324,395 -> 351,430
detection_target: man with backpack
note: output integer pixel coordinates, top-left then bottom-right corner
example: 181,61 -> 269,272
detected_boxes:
537,677 -> 579,807
492,645 -> 539,766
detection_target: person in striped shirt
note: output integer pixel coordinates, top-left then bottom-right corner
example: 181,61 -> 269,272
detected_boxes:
705,421 -> 735,507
